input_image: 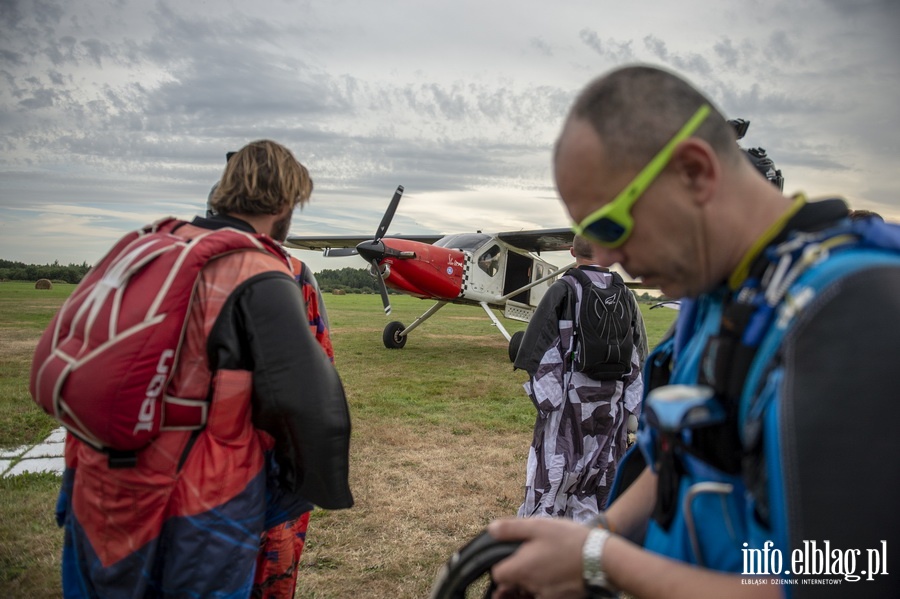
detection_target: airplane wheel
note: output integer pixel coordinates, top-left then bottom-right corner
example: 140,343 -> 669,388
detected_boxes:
383,321 -> 408,349
508,330 -> 524,363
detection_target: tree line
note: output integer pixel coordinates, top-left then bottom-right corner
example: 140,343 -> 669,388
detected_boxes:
1,260 -> 665,302
0,259 -> 382,293
0,257 -> 384,294
313,267 -> 383,294
0,259 -> 92,284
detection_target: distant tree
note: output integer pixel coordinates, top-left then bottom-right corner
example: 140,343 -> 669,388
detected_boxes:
313,267 -> 381,294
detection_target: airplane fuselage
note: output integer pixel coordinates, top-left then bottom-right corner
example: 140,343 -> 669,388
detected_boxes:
379,239 -> 465,300
376,235 -> 559,319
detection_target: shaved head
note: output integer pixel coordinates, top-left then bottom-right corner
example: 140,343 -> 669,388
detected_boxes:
563,65 -> 743,171
572,235 -> 594,260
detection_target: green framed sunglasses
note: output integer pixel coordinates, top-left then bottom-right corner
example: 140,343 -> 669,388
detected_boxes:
572,103 -> 711,248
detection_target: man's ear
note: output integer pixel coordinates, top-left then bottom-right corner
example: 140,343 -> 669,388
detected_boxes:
671,139 -> 718,205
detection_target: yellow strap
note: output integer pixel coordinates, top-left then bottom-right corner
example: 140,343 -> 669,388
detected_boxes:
728,193 -> 807,290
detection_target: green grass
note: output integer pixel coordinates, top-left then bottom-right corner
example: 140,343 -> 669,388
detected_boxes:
0,472 -> 63,597
0,281 -> 76,329
0,282 -> 677,597
0,282 -> 74,447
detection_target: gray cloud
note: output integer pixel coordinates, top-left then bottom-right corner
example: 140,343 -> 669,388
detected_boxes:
643,35 -> 713,78
0,0 -> 898,268
529,37 -> 554,58
764,31 -> 799,64
578,30 -> 636,64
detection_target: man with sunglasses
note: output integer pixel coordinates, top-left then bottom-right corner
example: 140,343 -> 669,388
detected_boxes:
487,65 -> 900,598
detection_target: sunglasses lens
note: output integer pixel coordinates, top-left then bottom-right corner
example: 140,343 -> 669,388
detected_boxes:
584,217 -> 626,245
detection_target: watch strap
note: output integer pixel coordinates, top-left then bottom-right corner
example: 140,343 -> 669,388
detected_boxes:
582,527 -> 619,597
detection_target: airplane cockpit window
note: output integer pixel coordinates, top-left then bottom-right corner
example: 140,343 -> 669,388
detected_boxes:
434,233 -> 491,251
477,245 -> 501,277
534,264 -> 544,280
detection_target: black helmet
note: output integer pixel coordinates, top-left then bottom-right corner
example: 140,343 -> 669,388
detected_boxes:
728,118 -> 785,190
744,147 -> 784,191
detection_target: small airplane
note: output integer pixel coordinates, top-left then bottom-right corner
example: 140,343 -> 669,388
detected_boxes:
285,185 -> 577,357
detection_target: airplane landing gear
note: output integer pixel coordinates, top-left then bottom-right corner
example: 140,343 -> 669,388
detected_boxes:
507,330 -> 524,362
383,321 -> 408,349
380,301 -> 449,349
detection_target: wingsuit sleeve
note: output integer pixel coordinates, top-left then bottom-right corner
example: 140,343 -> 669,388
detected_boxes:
212,272 -> 353,510
513,280 -> 570,376
781,266 -> 900,598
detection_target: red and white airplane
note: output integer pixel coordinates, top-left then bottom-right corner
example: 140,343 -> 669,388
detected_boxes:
285,185 -> 576,356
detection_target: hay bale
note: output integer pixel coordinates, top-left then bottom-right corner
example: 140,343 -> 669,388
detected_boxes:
332,289 -> 346,295
35,279 -> 53,290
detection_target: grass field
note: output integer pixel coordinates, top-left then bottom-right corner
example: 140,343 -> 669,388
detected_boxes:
0,280 -> 677,598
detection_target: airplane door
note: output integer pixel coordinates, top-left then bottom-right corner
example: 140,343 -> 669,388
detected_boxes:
503,251 -> 532,304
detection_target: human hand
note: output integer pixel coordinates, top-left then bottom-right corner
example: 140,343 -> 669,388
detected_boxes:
487,517 -> 590,599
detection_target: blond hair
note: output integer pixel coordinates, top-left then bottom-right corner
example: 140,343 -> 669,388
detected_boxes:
210,140 -> 312,216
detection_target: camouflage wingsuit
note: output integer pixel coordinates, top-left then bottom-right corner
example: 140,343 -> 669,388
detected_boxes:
513,266 -> 645,523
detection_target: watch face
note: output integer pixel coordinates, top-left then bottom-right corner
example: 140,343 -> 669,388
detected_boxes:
585,586 -> 619,599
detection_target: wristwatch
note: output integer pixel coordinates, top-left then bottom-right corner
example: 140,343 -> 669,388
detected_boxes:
582,527 -> 620,598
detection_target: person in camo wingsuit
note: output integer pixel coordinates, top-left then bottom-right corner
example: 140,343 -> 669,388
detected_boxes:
513,234 -> 648,523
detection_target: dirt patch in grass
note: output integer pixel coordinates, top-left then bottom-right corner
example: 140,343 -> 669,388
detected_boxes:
0,330 -> 41,362
296,420 -> 530,599
444,315 -> 500,321
419,332 -> 509,347
332,326 -> 382,334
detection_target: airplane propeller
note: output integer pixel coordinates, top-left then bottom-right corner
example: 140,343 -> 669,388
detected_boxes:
325,185 -> 406,315
370,258 -> 392,315
322,247 -> 358,258
374,185 -> 403,241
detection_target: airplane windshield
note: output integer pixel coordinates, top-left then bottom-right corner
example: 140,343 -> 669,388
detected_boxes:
433,233 -> 491,251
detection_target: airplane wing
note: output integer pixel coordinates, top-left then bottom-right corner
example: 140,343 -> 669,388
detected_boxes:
495,228 -> 574,253
284,233 -> 445,251
287,228 -> 573,253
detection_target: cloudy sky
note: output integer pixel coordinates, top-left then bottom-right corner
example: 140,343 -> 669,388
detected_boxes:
2,0 -> 898,272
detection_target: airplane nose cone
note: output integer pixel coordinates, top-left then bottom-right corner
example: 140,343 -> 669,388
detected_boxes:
356,240 -> 385,263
